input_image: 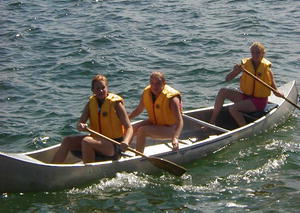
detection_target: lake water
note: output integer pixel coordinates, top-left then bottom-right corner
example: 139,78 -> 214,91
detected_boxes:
1,0 -> 299,212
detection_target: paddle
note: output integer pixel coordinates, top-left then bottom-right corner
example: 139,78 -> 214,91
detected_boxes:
241,66 -> 300,110
85,127 -> 187,176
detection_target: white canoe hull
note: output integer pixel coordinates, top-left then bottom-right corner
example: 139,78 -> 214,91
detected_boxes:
0,81 -> 298,193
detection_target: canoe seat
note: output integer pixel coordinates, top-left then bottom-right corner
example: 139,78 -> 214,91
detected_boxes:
243,103 -> 278,120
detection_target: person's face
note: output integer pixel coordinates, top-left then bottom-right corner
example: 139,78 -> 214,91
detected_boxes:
92,80 -> 108,100
251,46 -> 264,64
150,77 -> 165,96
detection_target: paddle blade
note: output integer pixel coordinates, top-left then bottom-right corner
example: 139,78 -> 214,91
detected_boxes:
148,157 -> 186,176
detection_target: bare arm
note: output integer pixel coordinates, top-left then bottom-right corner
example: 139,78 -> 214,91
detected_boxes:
225,64 -> 243,81
269,69 -> 284,97
115,101 -> 133,150
77,102 -> 89,131
129,95 -> 145,120
170,96 -> 183,151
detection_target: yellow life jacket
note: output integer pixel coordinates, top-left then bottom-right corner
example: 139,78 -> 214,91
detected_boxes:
240,57 -> 272,97
143,84 -> 181,125
88,93 -> 124,139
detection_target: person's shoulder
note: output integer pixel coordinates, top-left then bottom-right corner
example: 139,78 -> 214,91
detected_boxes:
108,93 -> 123,102
88,95 -> 96,102
164,84 -> 176,91
144,85 -> 151,90
262,58 -> 271,67
164,85 -> 181,98
142,85 -> 151,95
89,94 -> 95,99
241,57 -> 251,65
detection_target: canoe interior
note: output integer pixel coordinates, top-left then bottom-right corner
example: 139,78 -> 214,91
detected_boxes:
24,105 -> 261,164
21,80 -> 298,165
0,81 -> 297,193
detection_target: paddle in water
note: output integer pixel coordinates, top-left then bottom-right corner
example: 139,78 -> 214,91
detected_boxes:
85,127 -> 187,176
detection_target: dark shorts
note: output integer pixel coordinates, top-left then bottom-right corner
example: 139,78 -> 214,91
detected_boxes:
72,137 -> 123,161
242,94 -> 268,111
95,137 -> 123,161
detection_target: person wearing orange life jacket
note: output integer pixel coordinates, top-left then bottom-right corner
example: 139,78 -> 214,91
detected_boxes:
208,42 -> 284,127
52,74 -> 133,164
129,71 -> 183,153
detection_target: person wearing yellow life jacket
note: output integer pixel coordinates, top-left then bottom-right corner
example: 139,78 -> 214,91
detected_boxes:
52,74 -> 133,164
208,42 -> 284,127
129,71 -> 183,153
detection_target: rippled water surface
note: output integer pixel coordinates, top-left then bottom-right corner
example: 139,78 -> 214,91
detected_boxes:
1,0 -> 299,212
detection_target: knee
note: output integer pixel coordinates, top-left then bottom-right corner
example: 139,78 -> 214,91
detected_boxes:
81,138 -> 90,149
136,126 -> 147,137
215,88 -> 227,102
61,136 -> 73,147
218,88 -> 230,97
228,105 -> 238,115
62,136 -> 71,142
81,140 -> 92,153
132,126 -> 139,136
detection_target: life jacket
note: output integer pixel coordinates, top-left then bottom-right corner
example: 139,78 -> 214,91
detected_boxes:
240,57 -> 272,98
88,93 -> 124,139
143,84 -> 181,125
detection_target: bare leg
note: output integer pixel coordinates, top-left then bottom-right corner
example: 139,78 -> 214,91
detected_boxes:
229,99 -> 256,126
81,136 -> 115,163
130,120 -> 152,147
210,88 -> 244,124
136,125 -> 175,153
131,120 -> 152,136
136,128 -> 146,153
52,135 -> 86,163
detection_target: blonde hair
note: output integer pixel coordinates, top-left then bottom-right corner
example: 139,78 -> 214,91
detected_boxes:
250,42 -> 266,54
150,71 -> 166,84
91,74 -> 108,89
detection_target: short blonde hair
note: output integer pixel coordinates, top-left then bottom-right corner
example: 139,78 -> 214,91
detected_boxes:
150,71 -> 166,84
250,42 -> 266,54
91,74 -> 108,89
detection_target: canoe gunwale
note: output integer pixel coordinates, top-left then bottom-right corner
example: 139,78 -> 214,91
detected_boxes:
0,80 -> 297,193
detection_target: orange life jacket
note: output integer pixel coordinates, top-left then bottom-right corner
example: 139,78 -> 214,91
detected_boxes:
89,93 -> 124,139
143,84 -> 181,125
240,57 -> 272,97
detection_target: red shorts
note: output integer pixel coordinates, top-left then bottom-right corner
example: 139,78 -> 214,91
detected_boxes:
242,94 -> 268,111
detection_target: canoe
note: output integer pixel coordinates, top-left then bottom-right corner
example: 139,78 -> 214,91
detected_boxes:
0,81 -> 298,193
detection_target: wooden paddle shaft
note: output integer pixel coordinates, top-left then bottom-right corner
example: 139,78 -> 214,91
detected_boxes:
241,66 -> 300,110
86,127 -> 148,158
86,127 -> 187,176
